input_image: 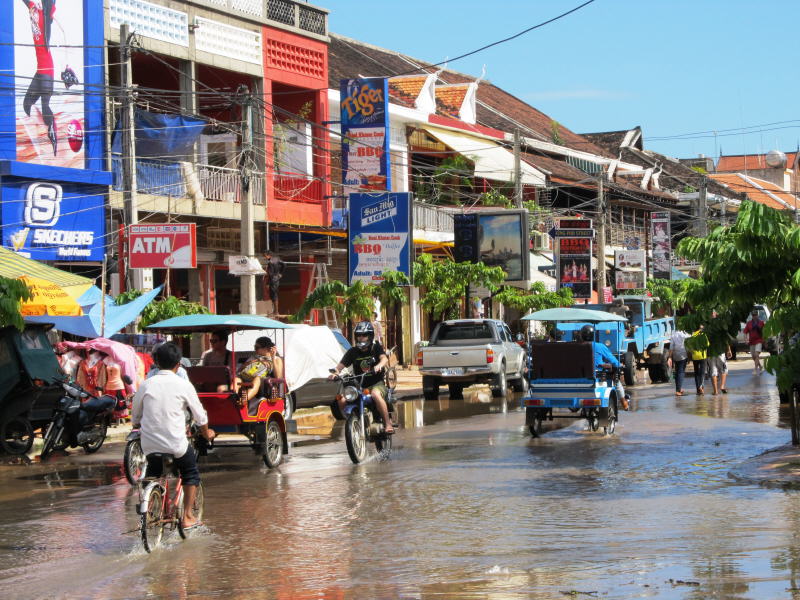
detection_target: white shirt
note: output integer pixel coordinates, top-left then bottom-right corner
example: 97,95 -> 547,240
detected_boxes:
131,370 -> 208,457
670,330 -> 690,362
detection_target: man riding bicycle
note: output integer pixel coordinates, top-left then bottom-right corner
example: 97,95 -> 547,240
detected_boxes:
329,321 -> 394,434
131,342 -> 215,530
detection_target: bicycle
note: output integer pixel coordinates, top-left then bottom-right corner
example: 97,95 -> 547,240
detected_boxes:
136,453 -> 204,552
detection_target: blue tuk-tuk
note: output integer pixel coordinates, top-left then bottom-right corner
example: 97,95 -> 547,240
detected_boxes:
520,308 -> 628,438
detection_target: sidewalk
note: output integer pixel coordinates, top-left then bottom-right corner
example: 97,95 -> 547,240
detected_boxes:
728,444 -> 800,489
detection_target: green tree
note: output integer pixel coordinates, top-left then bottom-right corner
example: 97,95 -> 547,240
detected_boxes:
676,200 -> 800,394
115,290 -> 209,330
493,281 -> 573,312
0,276 -> 32,331
413,254 -> 506,320
620,277 -> 694,316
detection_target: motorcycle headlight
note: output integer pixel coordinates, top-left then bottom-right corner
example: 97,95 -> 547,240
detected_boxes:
343,386 -> 359,403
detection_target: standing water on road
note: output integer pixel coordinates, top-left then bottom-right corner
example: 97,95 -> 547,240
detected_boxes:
0,362 -> 798,599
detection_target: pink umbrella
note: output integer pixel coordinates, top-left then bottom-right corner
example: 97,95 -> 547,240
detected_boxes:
63,338 -> 140,394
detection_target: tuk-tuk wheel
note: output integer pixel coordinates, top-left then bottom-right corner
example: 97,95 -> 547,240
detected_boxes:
262,420 -> 283,468
0,415 -> 34,455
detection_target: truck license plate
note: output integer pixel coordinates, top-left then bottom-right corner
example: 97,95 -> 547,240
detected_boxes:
441,367 -> 464,376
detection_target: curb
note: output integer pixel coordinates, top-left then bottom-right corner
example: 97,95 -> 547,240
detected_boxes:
728,444 -> 800,490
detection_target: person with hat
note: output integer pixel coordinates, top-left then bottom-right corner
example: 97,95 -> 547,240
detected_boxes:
234,336 -> 284,416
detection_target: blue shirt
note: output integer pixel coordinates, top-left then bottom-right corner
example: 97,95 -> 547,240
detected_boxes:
592,342 -> 620,369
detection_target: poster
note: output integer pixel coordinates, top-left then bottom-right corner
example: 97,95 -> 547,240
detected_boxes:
14,0 -> 86,168
453,210 -> 529,286
651,211 -> 671,280
340,78 -> 390,193
614,249 -> 646,290
348,192 -> 411,284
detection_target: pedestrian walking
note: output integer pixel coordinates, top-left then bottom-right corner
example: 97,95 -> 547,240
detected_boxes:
685,324 -> 710,394
709,347 -> 731,394
743,310 -> 765,373
668,329 -> 690,396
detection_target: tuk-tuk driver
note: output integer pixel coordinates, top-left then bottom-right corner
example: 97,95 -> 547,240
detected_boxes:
132,342 -> 215,530
329,321 -> 394,434
579,325 -> 630,411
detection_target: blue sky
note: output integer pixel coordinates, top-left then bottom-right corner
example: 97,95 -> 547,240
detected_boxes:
327,0 -> 800,162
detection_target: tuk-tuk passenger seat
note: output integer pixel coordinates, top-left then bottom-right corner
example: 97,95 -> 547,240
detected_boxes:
529,341 -> 595,380
185,366 -> 232,393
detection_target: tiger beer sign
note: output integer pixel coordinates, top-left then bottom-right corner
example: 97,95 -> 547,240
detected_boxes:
128,224 -> 197,269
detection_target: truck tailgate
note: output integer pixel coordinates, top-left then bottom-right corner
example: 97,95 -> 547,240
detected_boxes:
422,345 -> 489,368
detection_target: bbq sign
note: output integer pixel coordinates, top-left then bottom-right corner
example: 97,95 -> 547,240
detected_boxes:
128,224 -> 197,269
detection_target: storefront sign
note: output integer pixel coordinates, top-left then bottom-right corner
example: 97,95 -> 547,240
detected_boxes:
454,210 -> 530,286
614,249 -> 646,290
129,224 -> 197,269
228,255 -> 265,276
651,211 -> 671,280
1,179 -> 105,260
348,192 -> 411,284
340,78 -> 391,193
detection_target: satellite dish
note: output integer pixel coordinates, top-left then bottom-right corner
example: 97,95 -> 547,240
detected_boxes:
766,149 -> 787,168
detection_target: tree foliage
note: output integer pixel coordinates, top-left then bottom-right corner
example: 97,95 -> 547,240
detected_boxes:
0,276 -> 32,331
115,290 -> 210,330
493,281 -> 573,312
620,277 -> 694,316
676,200 -> 800,390
413,254 -> 506,320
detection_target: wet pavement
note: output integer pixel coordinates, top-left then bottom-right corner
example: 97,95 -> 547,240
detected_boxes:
2,359 -> 800,599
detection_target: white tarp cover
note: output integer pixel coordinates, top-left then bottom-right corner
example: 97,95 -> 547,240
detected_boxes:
228,325 -> 346,393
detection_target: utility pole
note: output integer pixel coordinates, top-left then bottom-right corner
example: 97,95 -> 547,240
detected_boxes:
698,175 -> 708,237
119,24 -> 139,291
513,128 -> 523,208
239,88 -> 257,315
595,174 -> 606,300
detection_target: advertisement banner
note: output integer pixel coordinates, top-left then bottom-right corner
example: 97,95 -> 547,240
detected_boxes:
129,224 -> 197,269
555,218 -> 592,299
614,249 -> 646,290
348,192 -> 411,284
453,210 -> 529,286
228,255 -> 265,276
1,178 -> 105,261
340,78 -> 390,193
651,211 -> 671,280
14,0 -> 86,168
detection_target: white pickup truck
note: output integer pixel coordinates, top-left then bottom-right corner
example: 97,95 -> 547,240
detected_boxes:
417,319 -> 528,400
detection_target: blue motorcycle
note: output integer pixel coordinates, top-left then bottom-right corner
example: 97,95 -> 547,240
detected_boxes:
331,367 -> 395,464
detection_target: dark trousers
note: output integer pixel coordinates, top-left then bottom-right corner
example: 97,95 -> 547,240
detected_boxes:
146,445 -> 201,486
674,359 -> 687,392
693,360 -> 707,392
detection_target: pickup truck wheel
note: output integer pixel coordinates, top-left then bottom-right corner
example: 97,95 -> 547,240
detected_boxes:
491,364 -> 507,398
623,351 -> 636,386
510,373 -> 528,393
448,383 -> 465,399
422,376 -> 440,401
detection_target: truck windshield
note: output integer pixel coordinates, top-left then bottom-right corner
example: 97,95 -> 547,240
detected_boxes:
436,323 -> 493,341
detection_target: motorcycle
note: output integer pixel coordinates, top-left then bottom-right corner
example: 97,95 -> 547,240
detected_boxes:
40,379 -> 127,460
331,366 -> 395,464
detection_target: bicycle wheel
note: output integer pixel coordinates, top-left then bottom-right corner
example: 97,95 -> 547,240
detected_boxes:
141,485 -> 165,553
178,482 -> 204,539
123,439 -> 147,485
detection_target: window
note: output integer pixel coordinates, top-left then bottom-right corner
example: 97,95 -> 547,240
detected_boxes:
435,323 -> 493,341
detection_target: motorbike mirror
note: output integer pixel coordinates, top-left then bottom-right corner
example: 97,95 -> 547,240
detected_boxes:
122,374 -> 133,385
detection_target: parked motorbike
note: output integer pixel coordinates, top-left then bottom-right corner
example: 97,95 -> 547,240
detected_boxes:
40,377 -> 129,460
331,366 -> 395,464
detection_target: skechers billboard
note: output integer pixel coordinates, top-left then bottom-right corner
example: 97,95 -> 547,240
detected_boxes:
340,78 -> 391,193
348,192 -> 411,284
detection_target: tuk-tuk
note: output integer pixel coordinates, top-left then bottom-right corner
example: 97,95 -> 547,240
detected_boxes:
0,325 -> 64,455
520,308 -> 628,437
145,315 -> 293,468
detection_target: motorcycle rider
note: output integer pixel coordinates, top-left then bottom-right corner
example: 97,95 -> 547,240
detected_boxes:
329,321 -> 394,434
579,324 -> 630,411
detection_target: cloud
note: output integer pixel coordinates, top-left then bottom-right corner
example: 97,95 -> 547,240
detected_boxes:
523,89 -> 632,101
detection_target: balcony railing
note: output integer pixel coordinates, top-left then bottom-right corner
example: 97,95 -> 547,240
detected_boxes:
414,202 -> 455,233
111,157 -> 186,197
274,175 -> 323,203
197,164 -> 265,205
267,0 -> 327,36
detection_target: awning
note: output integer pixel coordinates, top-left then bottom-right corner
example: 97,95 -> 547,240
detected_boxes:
421,125 -> 546,186
0,247 -> 94,299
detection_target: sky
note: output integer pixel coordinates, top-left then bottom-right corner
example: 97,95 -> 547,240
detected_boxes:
326,0 -> 800,162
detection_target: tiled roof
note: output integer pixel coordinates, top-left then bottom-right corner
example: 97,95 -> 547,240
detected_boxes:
710,173 -> 797,210
582,130 -> 632,155
328,34 -> 612,157
387,75 -> 427,109
435,84 -> 469,118
717,152 -> 799,172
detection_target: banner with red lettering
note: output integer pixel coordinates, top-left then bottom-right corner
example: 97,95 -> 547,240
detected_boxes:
128,223 -> 197,269
340,78 -> 390,193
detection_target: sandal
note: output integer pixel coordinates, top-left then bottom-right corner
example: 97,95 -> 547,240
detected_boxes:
181,521 -> 204,531
721,389 -> 728,394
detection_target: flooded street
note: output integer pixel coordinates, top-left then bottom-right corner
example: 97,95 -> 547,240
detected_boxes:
2,361 -> 800,599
